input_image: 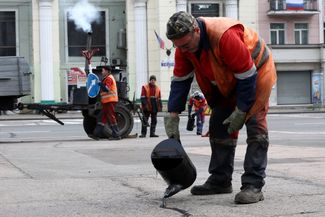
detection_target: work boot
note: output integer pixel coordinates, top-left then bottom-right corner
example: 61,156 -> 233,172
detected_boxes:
141,124 -> 147,138
93,123 -> 105,138
190,182 -> 233,195
150,126 -> 158,137
234,185 -> 264,204
110,124 -> 121,140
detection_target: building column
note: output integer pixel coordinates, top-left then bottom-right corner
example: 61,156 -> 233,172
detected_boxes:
134,0 -> 148,99
39,0 -> 54,103
318,0 -> 324,44
176,0 -> 187,12
224,0 -> 238,19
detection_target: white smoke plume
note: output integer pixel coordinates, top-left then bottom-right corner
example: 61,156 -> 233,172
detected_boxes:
68,0 -> 101,33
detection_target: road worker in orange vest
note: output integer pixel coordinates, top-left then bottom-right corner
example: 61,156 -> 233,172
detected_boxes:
188,91 -> 207,135
139,75 -> 162,138
94,65 -> 121,140
164,11 -> 276,204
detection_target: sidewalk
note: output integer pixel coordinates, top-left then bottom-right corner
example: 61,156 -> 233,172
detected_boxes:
268,104 -> 325,114
0,104 -> 324,121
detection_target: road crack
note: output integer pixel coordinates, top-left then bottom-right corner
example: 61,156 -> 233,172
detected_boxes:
0,152 -> 33,179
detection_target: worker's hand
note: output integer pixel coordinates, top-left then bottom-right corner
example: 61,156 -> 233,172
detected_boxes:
164,113 -> 180,141
98,82 -> 109,92
223,107 -> 246,134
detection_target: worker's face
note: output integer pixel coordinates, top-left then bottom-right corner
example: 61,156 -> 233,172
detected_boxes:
101,68 -> 109,77
172,27 -> 200,53
150,79 -> 156,85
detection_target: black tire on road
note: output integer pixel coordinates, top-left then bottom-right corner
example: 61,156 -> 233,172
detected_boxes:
83,113 -> 97,136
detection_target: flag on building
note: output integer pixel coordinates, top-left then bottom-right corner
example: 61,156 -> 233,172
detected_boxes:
154,30 -> 165,50
286,0 -> 304,10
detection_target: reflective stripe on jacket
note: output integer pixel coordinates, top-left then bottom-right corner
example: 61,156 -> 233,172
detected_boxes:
100,74 -> 118,103
174,17 -> 276,118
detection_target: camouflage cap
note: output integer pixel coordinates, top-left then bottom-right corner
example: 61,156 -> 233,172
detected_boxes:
166,11 -> 196,40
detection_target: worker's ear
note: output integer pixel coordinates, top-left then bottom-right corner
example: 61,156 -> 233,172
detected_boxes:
194,27 -> 200,33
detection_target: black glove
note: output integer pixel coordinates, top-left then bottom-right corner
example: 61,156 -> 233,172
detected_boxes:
98,82 -> 109,92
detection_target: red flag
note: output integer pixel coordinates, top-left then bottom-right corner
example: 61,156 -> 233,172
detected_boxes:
154,30 -> 165,50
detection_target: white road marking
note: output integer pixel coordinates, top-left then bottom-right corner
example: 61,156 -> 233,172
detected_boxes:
269,130 -> 325,135
269,114 -> 324,119
0,131 -> 50,134
294,122 -> 325,125
0,119 -> 83,127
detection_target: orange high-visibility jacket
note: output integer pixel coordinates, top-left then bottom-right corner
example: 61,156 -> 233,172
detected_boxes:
188,97 -> 207,112
100,74 -> 118,104
173,17 -> 277,118
142,84 -> 162,112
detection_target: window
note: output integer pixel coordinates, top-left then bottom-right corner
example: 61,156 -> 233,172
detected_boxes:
67,11 -> 106,57
190,3 -> 220,17
0,11 -> 16,56
270,23 -> 285,45
294,23 -> 308,44
270,0 -> 285,10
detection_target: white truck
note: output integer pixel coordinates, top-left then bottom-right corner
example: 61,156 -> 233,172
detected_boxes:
0,56 -> 31,111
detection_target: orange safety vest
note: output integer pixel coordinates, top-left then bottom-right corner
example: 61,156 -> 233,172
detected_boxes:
192,98 -> 207,111
177,17 -> 277,119
143,84 -> 161,112
100,74 -> 118,103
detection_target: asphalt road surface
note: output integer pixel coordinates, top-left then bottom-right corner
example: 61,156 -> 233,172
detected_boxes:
0,113 -> 324,217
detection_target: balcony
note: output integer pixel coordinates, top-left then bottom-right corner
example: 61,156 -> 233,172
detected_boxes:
269,44 -> 322,63
268,0 -> 319,16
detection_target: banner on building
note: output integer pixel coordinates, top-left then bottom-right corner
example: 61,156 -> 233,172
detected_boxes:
161,59 -> 175,68
312,73 -> 323,104
286,0 -> 304,10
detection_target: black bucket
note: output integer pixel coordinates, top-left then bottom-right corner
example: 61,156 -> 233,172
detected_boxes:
151,139 -> 197,197
186,115 -> 195,131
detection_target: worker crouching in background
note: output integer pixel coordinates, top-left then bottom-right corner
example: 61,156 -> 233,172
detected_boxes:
140,75 -> 162,138
188,91 -> 207,135
94,66 -> 121,140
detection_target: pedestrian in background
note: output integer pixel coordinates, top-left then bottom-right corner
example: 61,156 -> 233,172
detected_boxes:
188,91 -> 207,135
140,75 -> 162,138
94,66 -> 121,140
164,11 -> 276,204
